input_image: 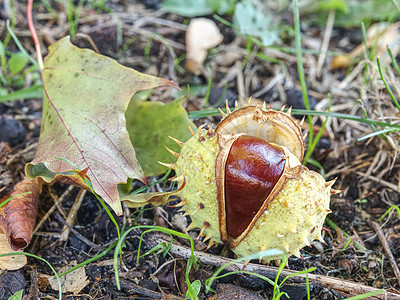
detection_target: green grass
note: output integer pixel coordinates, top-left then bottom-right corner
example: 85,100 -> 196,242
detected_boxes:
7,290 -> 23,300
0,21 -> 42,103
0,192 -> 32,208
378,205 -> 400,222
0,252 -> 62,299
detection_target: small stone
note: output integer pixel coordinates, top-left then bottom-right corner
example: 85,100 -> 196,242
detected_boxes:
0,116 -> 26,147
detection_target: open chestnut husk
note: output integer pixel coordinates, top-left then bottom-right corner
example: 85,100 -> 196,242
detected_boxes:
169,105 -> 334,261
125,104 -> 336,262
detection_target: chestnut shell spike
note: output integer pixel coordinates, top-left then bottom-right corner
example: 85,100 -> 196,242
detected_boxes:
165,104 -> 333,262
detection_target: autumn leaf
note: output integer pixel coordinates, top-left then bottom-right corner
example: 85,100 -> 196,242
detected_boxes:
25,36 -> 178,215
0,234 -> 27,270
0,196 -> 27,268
126,96 -> 196,177
0,177 -> 43,251
48,261 -> 89,293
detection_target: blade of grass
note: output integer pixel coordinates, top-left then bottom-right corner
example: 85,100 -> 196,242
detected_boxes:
358,100 -> 388,142
0,41 -> 6,70
6,20 -> 39,69
377,56 -> 400,112
188,108 -> 400,130
343,289 -> 385,300
0,252 -> 62,299
205,249 -> 284,293
58,240 -> 118,276
137,229 -> 173,262
358,127 -> 400,141
115,225 -> 196,290
387,46 -> 400,77
325,217 -> 366,251
273,255 -> 288,298
0,84 -> 43,103
361,22 -> 370,59
377,205 -> 400,222
307,158 -> 326,179
302,95 -> 331,164
293,0 -> 313,164
0,192 -> 32,208
186,255 -> 200,300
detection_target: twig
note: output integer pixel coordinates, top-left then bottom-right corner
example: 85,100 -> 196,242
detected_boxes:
60,189 -> 87,241
316,9 -> 335,77
55,214 -> 103,250
369,221 -> 400,286
146,232 -> 399,299
118,278 -> 183,299
33,185 -> 76,235
356,171 -> 400,193
29,267 -> 40,299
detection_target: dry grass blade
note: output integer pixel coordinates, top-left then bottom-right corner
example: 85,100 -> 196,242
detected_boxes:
369,221 -> 400,287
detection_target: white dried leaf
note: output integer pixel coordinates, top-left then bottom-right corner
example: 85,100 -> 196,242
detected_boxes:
186,18 -> 223,73
0,233 -> 27,270
49,261 -> 89,294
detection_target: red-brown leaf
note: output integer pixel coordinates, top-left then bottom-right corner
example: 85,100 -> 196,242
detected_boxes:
0,177 -> 43,251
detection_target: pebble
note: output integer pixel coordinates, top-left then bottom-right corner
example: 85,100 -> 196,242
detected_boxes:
0,116 -> 26,147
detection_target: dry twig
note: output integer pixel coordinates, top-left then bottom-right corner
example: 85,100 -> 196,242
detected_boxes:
145,232 -> 400,299
60,189 -> 87,241
55,214 -> 103,250
369,221 -> 400,286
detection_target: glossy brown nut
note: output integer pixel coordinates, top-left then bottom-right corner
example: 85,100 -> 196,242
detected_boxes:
225,135 -> 286,238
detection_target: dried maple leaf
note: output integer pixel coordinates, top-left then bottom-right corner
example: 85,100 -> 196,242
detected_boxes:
2,37 -> 178,250
25,37 -> 178,215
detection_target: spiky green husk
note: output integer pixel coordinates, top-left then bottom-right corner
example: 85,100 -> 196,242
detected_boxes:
174,128 -> 222,243
174,127 -> 331,262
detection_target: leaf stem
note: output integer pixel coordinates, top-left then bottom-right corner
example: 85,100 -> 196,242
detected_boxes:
27,0 -> 44,71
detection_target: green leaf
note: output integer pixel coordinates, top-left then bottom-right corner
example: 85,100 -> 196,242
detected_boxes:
162,0 -> 213,17
0,84 -> 43,103
186,279 -> 201,300
233,0 -> 280,46
8,290 -> 24,300
0,88 -> 8,97
301,0 -> 398,28
126,96 -> 195,177
0,41 -> 6,68
26,37 -> 178,215
8,52 -> 28,75
161,0 -> 237,17
316,0 -> 348,13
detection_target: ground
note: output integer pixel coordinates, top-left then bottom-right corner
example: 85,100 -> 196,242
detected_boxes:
0,0 -> 400,299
